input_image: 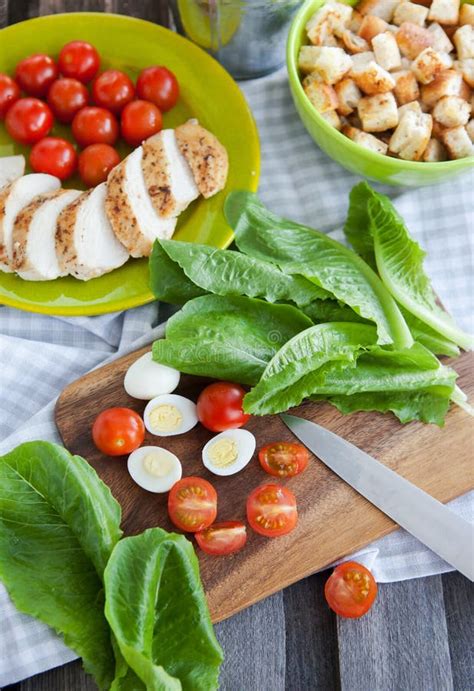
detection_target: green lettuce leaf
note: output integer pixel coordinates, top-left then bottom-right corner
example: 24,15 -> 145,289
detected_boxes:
150,240 -> 206,305
402,309 -> 460,357
225,191 -> 413,348
302,299 -> 370,324
104,528 -> 223,691
0,442 -> 122,690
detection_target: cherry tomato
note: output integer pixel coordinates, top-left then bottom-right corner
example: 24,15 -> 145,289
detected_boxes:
195,521 -> 247,556
92,407 -> 145,457
168,477 -> 217,533
325,562 -> 378,618
47,78 -> 88,123
0,74 -> 20,119
15,54 -> 58,98
30,137 -> 77,181
72,106 -> 119,147
136,65 -> 179,112
197,382 -> 250,433
5,98 -> 54,145
246,483 -> 297,538
120,99 -> 162,147
78,143 -> 120,187
58,41 -> 100,84
259,442 -> 309,478
92,69 -> 135,113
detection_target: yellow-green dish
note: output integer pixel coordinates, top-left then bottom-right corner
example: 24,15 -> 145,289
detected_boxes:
0,13 -> 260,316
287,0 -> 474,187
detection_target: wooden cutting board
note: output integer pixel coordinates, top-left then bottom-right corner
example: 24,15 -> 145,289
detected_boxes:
55,347 -> 474,623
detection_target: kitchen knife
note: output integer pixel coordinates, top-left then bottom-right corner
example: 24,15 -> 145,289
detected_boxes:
280,413 -> 474,581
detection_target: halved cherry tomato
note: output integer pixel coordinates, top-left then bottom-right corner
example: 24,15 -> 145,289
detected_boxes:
0,74 -> 20,119
92,69 -> 135,113
324,561 -> 378,619
92,407 -> 145,457
72,106 -> 119,147
47,78 -> 89,123
195,521 -> 247,556
259,442 -> 309,478
5,98 -> 54,145
168,477 -> 217,533
246,483 -> 297,538
30,137 -> 77,181
78,143 -> 120,187
197,382 -> 250,433
120,99 -> 162,147
15,54 -> 58,97
136,66 -> 179,112
58,41 -> 100,84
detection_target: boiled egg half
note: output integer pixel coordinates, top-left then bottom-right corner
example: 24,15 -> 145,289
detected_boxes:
127,446 -> 182,493
144,394 -> 198,436
124,352 -> 180,400
202,429 -> 256,476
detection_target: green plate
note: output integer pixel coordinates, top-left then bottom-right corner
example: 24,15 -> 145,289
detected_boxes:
0,13 -> 260,316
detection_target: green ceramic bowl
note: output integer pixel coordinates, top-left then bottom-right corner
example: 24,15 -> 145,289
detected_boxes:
287,0 -> 474,186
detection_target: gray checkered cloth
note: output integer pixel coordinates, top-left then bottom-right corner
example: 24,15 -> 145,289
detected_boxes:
0,68 -> 473,687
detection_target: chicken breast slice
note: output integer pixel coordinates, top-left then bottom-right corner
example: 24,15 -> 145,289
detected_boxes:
56,182 -> 129,281
0,155 -> 25,190
175,120 -> 229,198
141,129 -> 199,218
12,189 -> 81,281
0,174 -> 60,272
105,146 -> 176,258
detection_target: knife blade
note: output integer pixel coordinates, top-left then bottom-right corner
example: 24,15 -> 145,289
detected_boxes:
280,413 -> 474,581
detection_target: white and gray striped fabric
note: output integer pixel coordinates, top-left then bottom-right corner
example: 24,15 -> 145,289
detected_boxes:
0,68 -> 473,687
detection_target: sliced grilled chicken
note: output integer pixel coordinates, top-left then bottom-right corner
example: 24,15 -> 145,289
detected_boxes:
0,155 -> 25,190
105,146 -> 176,257
12,189 -> 81,281
141,129 -> 199,218
0,174 -> 60,272
56,182 -> 129,281
175,120 -> 229,198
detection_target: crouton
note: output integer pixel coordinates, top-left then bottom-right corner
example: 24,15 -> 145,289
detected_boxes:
320,109 -> 342,129
428,0 -> 460,26
453,25 -> 474,59
459,3 -> 474,26
432,95 -> 471,126
412,48 -> 452,84
389,110 -> 433,158
393,69 -> 421,103
304,78 -> 340,113
427,23 -> 454,53
466,118 -> 474,141
455,58 -> 474,87
396,23 -> 434,60
471,93 -> 474,115
358,92 -> 399,130
342,123 -> 389,152
420,69 -> 471,108
398,100 -> 423,117
350,10 -> 364,32
351,50 -> 376,67
298,46 -> 321,73
335,77 -> 363,114
422,138 -> 448,160
358,0 -> 399,22
306,2 -> 353,44
342,30 -> 370,53
351,57 -> 396,93
432,118 -> 448,138
300,46 -> 353,83
358,15 -> 389,42
372,31 -> 402,70
442,125 -> 474,157
393,2 -> 429,27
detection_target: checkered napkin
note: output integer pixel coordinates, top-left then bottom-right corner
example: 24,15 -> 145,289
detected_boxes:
0,68 -> 473,687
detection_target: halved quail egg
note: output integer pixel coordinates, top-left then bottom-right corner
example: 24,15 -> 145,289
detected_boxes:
127,446 -> 182,493
202,428 -> 256,476
144,394 -> 198,436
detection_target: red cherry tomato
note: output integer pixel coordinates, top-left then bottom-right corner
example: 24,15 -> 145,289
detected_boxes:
5,98 -> 54,145
72,106 -> 119,147
78,143 -> 120,187
197,381 -> 250,433
92,407 -> 145,457
195,521 -> 247,556
120,99 -> 162,147
15,54 -> 58,97
168,477 -> 217,533
47,78 -> 89,123
246,483 -> 298,538
30,137 -> 77,181
259,442 -> 309,478
92,69 -> 135,113
325,562 -> 378,618
136,66 -> 179,112
0,74 -> 20,119
58,41 -> 100,84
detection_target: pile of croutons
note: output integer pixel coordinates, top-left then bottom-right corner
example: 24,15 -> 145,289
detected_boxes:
298,0 -> 474,161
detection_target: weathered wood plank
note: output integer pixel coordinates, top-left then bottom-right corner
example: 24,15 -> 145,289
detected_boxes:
442,571 -> 474,690
39,0 -> 109,13
111,0 -> 170,24
4,0 -> 39,24
4,660 -> 96,691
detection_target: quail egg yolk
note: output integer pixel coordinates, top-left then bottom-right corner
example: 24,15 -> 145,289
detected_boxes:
149,404 -> 183,433
143,451 -> 174,478
208,438 -> 238,468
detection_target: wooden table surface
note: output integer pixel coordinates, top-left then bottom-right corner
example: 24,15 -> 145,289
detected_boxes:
1,2 -> 473,690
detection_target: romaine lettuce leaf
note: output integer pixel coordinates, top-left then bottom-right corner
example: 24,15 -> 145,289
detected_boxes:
104,528 -> 223,691
150,240 -> 206,305
302,299 -> 370,325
